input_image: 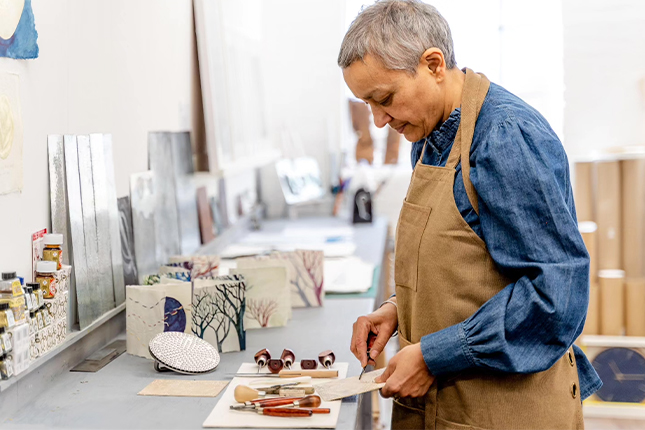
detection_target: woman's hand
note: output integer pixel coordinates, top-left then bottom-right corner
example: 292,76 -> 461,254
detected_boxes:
350,302 -> 398,367
376,343 -> 435,398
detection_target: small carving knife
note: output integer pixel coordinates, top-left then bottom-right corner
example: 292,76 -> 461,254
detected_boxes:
359,333 -> 377,380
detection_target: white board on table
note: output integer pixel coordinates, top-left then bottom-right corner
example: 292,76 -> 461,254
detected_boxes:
202,362 -> 349,428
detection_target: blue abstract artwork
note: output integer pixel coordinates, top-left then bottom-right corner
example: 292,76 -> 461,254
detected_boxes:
0,0 -> 39,59
164,296 -> 187,332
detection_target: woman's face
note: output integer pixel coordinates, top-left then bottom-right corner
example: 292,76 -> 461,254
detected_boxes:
343,52 -> 448,143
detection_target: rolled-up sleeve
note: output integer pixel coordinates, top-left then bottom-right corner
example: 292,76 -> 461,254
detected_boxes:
420,116 -> 590,376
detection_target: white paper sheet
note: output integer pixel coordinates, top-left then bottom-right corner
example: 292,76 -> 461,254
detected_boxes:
324,257 -> 375,294
202,362 -> 349,428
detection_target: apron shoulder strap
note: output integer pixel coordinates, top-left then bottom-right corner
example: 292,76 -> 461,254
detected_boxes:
446,68 -> 490,216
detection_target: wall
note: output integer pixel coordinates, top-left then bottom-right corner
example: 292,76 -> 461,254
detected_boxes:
0,0 -> 203,279
563,0 -> 645,157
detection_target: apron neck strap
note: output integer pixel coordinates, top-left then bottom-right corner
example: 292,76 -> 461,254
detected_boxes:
446,68 -> 490,215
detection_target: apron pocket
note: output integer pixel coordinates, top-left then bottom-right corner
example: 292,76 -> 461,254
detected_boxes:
395,201 -> 432,291
436,417 -> 487,430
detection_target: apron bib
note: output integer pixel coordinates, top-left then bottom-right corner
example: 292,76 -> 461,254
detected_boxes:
392,69 -> 583,430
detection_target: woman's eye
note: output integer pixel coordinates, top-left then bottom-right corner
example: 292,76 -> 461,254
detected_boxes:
379,95 -> 392,106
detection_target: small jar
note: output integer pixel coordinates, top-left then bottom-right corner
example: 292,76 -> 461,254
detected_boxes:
23,286 -> 34,311
41,305 -> 52,327
1,272 -> 23,296
35,308 -> 45,331
0,303 -> 15,329
28,311 -> 37,335
36,261 -> 57,299
0,326 -> 11,354
43,234 -> 64,270
31,284 -> 43,308
0,354 -> 8,380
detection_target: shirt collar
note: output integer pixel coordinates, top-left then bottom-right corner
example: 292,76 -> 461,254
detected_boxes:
416,107 -> 461,155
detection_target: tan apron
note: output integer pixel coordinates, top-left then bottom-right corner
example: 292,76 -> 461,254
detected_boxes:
392,69 -> 584,430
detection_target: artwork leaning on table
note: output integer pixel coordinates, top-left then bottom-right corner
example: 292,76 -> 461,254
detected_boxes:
192,275 -> 247,353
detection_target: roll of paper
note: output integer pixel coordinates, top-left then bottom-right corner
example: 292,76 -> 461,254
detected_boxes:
621,158 -> 645,278
596,160 -> 622,270
599,270 -> 625,336
583,281 -> 600,336
626,278 -> 645,336
579,222 -> 598,284
574,162 -> 595,222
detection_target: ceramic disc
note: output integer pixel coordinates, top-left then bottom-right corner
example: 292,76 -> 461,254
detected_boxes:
149,332 -> 220,374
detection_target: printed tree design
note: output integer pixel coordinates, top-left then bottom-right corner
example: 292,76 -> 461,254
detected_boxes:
192,275 -> 247,352
299,250 -> 324,306
246,298 -> 279,327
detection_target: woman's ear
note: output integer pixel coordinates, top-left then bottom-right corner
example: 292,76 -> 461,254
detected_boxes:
419,48 -> 446,81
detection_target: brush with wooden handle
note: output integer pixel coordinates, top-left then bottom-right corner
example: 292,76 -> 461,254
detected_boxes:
242,407 -> 313,417
231,395 -> 322,410
234,384 -> 315,403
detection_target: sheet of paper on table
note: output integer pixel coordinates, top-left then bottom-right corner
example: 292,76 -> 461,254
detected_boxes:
314,368 -> 385,402
202,362 -> 349,428
324,257 -> 375,294
138,380 -> 229,397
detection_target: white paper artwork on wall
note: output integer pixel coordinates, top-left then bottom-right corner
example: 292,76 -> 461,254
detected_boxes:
126,286 -> 165,359
0,72 -> 23,195
192,275 -> 247,353
230,266 -> 290,329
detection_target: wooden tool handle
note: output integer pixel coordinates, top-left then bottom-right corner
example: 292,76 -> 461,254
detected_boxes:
234,385 -> 261,403
294,395 -> 321,408
306,408 -> 331,414
279,369 -> 338,378
259,407 -> 312,417
252,396 -> 302,407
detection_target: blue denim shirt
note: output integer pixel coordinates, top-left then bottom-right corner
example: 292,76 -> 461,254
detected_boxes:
407,82 -> 602,400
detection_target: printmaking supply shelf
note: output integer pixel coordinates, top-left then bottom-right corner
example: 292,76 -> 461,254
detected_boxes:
0,303 -> 124,394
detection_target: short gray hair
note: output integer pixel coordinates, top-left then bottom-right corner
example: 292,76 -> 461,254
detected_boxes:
338,0 -> 456,73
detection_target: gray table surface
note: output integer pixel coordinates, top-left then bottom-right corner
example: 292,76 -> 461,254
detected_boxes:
2,298 -> 375,430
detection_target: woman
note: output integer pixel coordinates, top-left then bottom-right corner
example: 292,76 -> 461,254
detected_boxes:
338,1 -> 602,429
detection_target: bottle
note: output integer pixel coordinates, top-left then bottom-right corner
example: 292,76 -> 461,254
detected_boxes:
1,272 -> 23,296
32,284 -> 43,308
0,303 -> 15,329
0,326 -> 11,354
27,283 -> 39,309
28,311 -> 37,335
35,261 -> 57,299
35,308 -> 45,331
0,354 -> 9,380
23,286 -> 34,311
43,234 -> 64,270
41,305 -> 52,327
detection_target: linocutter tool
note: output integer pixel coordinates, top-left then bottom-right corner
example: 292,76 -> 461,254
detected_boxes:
359,333 -> 377,380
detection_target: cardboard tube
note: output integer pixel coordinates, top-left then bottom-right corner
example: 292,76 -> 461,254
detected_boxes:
574,162 -> 595,222
599,270 -> 625,336
596,160 -> 622,270
583,281 -> 600,336
579,222 -> 598,284
621,158 -> 645,278
626,278 -> 645,336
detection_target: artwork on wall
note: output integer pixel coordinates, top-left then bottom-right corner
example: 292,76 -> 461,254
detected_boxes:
0,0 -> 38,59
0,72 -> 23,195
118,196 -> 139,286
275,157 -> 325,206
126,286 -> 165,359
192,275 -> 246,353
229,266 -> 290,329
197,186 -> 216,244
130,171 -> 158,284
168,255 -> 219,279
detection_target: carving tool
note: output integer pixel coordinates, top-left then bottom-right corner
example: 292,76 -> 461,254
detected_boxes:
234,384 -> 315,402
318,350 -> 336,369
268,358 -> 285,374
230,369 -> 338,378
281,348 -> 295,369
300,359 -> 318,369
359,333 -> 377,380
232,407 -> 313,417
254,349 -> 271,372
231,395 -> 322,410
248,376 -> 311,387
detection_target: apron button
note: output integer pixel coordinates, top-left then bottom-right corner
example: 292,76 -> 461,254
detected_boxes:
571,382 -> 578,399
568,350 -> 575,367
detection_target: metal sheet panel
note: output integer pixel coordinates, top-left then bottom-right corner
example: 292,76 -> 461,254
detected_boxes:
77,135 -> 102,329
118,196 -> 139,286
64,135 -> 84,329
148,132 -> 181,265
171,132 -> 201,255
130,171 -> 158,284
102,134 -> 125,305
90,133 -> 116,315
47,135 -> 70,265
